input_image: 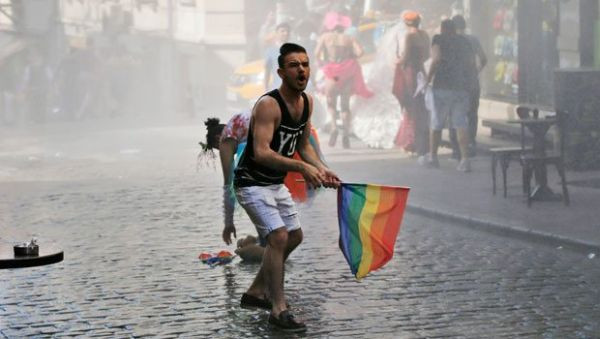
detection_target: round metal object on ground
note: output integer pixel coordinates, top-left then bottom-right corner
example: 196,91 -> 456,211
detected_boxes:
0,242 -> 63,269
0,228 -> 64,269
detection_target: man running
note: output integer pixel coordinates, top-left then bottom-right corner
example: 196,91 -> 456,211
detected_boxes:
234,42 -> 340,332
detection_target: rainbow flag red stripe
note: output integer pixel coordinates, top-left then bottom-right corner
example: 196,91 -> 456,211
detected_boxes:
337,183 -> 409,279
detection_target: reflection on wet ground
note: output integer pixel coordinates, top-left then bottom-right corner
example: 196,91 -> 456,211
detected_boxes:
1,172 -> 599,337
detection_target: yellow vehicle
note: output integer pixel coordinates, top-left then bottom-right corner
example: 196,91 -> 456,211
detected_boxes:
226,59 -> 266,112
226,19 -> 394,114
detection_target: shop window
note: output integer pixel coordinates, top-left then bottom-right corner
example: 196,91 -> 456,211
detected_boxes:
486,0 -> 518,101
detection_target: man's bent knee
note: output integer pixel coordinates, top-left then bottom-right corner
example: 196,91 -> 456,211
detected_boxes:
288,229 -> 303,248
267,228 -> 289,249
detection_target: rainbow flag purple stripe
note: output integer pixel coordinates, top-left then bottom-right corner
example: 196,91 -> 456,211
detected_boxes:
337,183 -> 410,279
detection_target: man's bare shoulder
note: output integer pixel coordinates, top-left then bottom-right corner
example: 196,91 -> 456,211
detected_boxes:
302,92 -> 313,112
253,95 -> 281,122
304,91 -> 313,101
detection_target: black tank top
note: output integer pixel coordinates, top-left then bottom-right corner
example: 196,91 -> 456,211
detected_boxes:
234,89 -> 309,187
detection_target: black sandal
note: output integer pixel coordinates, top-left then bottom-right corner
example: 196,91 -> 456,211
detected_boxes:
268,310 -> 306,332
240,293 -> 271,310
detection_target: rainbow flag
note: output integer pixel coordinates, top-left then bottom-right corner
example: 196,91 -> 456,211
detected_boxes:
337,183 -> 410,279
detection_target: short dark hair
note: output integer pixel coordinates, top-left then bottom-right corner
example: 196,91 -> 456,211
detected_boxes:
440,19 -> 456,35
276,22 -> 291,32
452,15 -> 466,30
277,43 -> 307,69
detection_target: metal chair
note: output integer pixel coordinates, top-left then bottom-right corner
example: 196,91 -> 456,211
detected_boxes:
490,106 -> 532,197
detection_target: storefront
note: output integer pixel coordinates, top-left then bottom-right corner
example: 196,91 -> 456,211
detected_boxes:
469,0 -> 559,106
475,0 -> 519,103
469,0 -> 600,168
554,1 -> 600,169
470,0 -> 600,108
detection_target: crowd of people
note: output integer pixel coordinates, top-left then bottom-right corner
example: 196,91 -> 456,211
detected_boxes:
246,3 -> 487,169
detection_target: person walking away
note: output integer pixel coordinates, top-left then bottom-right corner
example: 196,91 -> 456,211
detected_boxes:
314,11 -> 373,149
392,10 -> 430,158
426,19 -> 476,172
234,43 -> 340,331
264,22 -> 291,91
448,14 -> 487,158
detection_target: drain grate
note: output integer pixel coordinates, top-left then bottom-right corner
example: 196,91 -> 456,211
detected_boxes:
568,178 -> 600,189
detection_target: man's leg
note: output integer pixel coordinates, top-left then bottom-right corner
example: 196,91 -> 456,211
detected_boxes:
429,89 -> 449,165
244,229 -> 291,299
325,80 -> 339,146
340,89 -> 352,149
284,228 -> 303,261
278,228 -> 303,304
448,128 -> 461,159
414,97 -> 430,157
239,186 -> 302,310
453,90 -> 472,171
457,128 -> 470,161
242,235 -> 300,303
456,127 -> 471,172
468,87 -> 481,154
429,129 -> 442,161
263,228 -> 289,316
244,260 -> 268,299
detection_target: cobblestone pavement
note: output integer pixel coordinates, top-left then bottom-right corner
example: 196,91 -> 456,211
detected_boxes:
1,175 -> 599,338
1,125 -> 599,338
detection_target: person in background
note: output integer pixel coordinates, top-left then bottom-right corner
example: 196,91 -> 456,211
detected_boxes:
264,22 -> 291,91
426,19 -> 476,172
392,10 -> 430,160
314,11 -> 372,149
448,14 -> 487,158
258,11 -> 277,52
20,50 -> 53,124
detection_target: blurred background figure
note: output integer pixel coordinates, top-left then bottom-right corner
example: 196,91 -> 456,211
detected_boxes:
448,14 -> 487,159
315,11 -> 372,149
392,10 -> 430,160
258,11 -> 278,53
20,49 -> 53,124
264,22 -> 291,91
425,19 -> 476,172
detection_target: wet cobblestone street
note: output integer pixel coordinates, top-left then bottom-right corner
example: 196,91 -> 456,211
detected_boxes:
2,174 -> 599,338
1,125 -> 599,338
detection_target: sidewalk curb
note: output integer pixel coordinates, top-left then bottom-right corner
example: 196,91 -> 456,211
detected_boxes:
406,203 -> 600,254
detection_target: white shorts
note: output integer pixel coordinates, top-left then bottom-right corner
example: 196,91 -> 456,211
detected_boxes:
234,184 -> 301,239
